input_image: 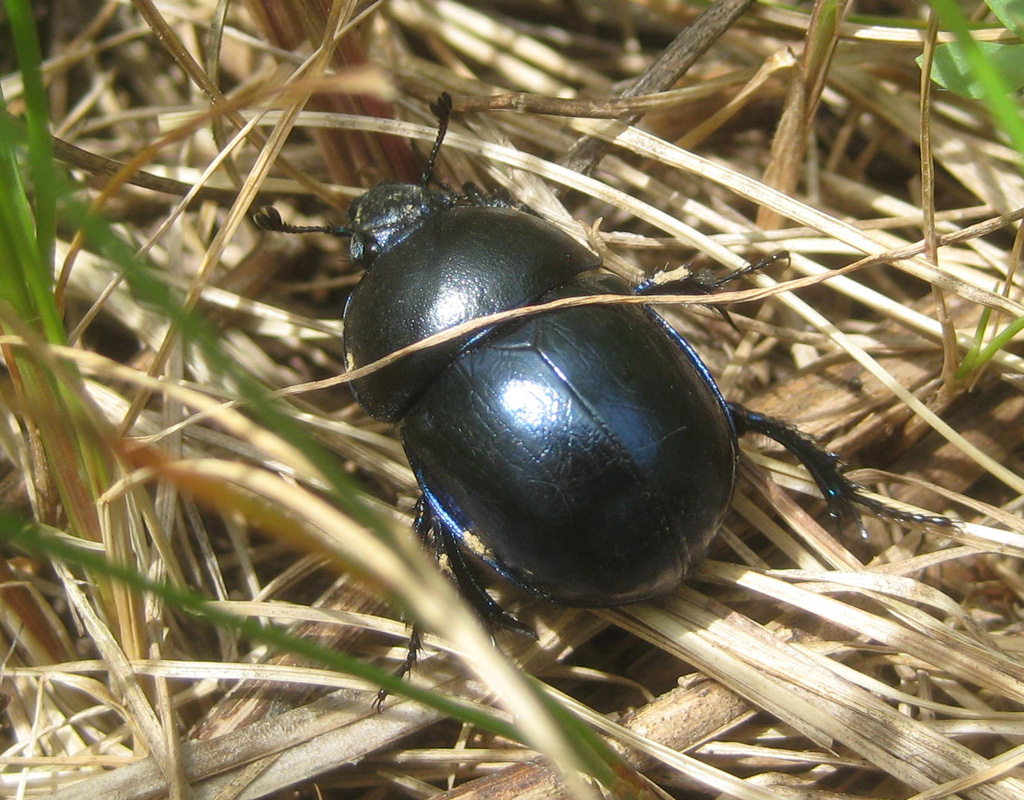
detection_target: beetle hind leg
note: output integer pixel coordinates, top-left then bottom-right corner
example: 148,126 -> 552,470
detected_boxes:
728,402 -> 953,535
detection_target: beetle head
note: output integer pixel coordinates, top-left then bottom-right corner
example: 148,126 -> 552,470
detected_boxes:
253,94 -> 459,268
346,93 -> 459,266
346,182 -> 454,266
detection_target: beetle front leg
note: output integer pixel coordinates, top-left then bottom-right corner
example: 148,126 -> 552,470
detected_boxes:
462,182 -> 512,207
460,182 -> 540,215
728,403 -> 952,535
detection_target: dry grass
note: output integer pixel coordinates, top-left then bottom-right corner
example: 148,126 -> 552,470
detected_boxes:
1,1 -> 1023,799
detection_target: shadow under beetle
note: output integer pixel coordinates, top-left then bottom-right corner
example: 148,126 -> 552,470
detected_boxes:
256,93 -> 951,633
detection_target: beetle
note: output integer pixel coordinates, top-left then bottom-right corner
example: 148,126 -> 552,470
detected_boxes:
256,93 -> 950,630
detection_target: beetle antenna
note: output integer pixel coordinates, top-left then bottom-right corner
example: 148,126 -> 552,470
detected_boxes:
252,206 -> 351,238
422,92 -> 453,186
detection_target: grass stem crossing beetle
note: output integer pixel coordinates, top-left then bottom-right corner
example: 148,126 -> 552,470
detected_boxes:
255,93 -> 952,633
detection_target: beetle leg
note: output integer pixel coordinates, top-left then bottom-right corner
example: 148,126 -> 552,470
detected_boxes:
371,503 -> 432,710
374,625 -> 421,712
635,266 -> 716,298
728,403 -> 953,535
637,250 -> 789,296
708,250 -> 790,289
460,181 -> 535,213
374,493 -> 535,708
373,501 -> 439,710
418,491 -> 536,637
637,251 -> 790,330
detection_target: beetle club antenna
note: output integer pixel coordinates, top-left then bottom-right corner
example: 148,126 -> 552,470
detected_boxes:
251,206 -> 351,238
422,92 -> 453,186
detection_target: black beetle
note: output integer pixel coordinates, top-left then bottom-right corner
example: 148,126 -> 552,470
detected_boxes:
256,94 -> 950,627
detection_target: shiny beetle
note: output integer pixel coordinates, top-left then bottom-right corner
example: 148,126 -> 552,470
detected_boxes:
256,94 -> 949,626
